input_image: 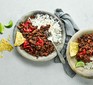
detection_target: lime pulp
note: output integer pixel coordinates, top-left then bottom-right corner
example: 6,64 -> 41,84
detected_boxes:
75,61 -> 85,68
0,23 -> 4,33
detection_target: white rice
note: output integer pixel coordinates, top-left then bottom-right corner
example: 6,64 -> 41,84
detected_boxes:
84,62 -> 93,69
83,58 -> 93,69
29,14 -> 62,43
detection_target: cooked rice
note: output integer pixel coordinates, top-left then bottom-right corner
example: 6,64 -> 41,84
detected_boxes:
29,14 -> 62,43
84,62 -> 93,69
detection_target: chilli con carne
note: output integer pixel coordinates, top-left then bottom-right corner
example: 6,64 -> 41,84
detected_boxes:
76,33 -> 93,63
17,16 -> 55,57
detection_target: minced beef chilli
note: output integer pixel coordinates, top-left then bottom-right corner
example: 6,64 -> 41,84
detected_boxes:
17,16 -> 55,57
76,33 -> 93,63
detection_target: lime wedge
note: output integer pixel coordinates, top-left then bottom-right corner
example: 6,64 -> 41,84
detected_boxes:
70,42 -> 79,57
76,61 -> 85,68
5,20 -> 13,28
0,23 -> 4,33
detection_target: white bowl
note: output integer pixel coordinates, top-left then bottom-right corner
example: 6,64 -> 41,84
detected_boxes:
13,10 -> 66,62
66,29 -> 93,78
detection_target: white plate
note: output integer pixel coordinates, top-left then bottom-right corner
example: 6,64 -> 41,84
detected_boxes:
66,29 -> 93,78
13,10 -> 65,62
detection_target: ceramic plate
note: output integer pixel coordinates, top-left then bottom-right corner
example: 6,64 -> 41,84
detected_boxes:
13,10 -> 65,61
66,29 -> 93,78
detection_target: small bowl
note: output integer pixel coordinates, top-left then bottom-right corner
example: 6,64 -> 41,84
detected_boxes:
66,29 -> 93,78
13,10 -> 66,62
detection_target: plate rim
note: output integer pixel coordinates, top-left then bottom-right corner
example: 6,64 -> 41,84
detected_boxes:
13,10 -> 66,62
66,29 -> 93,78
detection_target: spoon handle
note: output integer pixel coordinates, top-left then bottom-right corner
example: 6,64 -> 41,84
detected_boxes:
52,42 -> 65,64
56,48 -> 66,64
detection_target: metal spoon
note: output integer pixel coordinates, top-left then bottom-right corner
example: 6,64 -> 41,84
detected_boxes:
48,32 -> 65,64
52,41 -> 66,64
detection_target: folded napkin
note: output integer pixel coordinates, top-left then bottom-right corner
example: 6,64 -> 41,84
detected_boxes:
54,9 -> 79,77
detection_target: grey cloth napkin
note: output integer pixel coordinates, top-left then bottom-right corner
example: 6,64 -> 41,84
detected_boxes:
54,9 -> 79,77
